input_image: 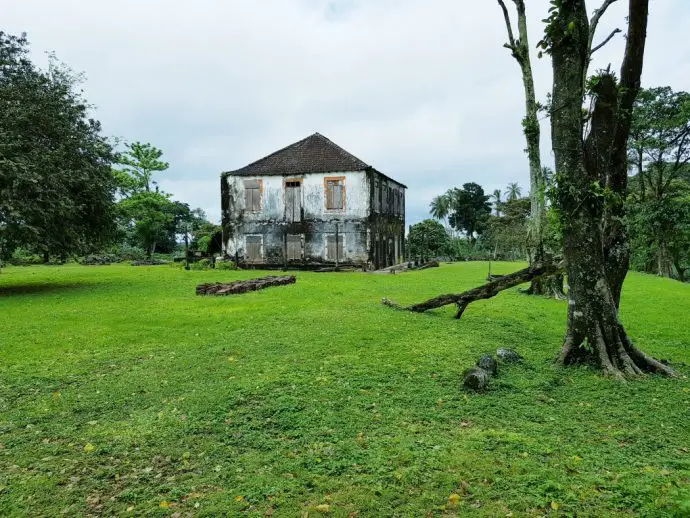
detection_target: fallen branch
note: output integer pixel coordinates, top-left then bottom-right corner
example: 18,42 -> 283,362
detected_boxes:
196,275 -> 296,295
382,262 -> 562,319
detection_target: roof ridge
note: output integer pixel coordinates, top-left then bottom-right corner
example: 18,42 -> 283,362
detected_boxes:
221,132 -> 371,177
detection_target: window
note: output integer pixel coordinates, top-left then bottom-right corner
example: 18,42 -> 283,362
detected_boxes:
244,179 -> 262,212
245,235 -> 263,262
373,179 -> 379,212
285,180 -> 302,222
286,234 -> 303,261
326,234 -> 344,261
325,177 -> 345,210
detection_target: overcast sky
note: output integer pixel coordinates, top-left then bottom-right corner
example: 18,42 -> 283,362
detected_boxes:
4,0 -> 690,225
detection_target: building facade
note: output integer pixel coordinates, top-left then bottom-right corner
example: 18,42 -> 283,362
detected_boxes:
221,133 -> 406,269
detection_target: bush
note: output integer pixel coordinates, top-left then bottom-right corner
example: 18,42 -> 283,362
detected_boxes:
190,258 -> 213,270
7,248 -> 44,266
81,254 -> 116,265
106,243 -> 147,262
215,260 -> 237,271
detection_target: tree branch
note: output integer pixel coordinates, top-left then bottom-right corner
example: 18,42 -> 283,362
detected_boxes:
382,262 -> 563,319
583,0 -> 620,88
614,0 -> 650,156
497,0 -> 517,53
590,28 -> 622,54
588,0 -> 620,55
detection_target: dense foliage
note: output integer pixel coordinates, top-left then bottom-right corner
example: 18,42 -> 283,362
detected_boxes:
407,219 -> 449,261
0,32 -> 117,263
627,86 -> 690,281
429,183 -> 491,244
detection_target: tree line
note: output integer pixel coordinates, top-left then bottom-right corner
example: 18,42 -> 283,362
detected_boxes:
408,83 -> 689,283
0,32 -> 219,267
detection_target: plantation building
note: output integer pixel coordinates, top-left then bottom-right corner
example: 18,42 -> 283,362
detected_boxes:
221,133 -> 406,269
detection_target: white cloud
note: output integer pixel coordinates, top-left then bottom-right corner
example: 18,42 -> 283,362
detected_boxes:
5,0 -> 689,225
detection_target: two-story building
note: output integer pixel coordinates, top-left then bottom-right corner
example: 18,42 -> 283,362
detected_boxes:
221,133 -> 406,269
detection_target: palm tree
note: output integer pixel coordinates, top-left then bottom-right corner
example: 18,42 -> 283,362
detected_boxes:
505,182 -> 522,201
429,194 -> 450,220
491,189 -> 502,216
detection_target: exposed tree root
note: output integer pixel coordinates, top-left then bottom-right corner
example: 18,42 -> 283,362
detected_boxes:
382,262 -> 562,319
557,316 -> 678,379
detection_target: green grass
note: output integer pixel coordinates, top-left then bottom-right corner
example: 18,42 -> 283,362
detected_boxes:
0,262 -> 688,517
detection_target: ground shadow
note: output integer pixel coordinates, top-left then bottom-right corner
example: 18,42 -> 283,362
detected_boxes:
0,282 -> 91,297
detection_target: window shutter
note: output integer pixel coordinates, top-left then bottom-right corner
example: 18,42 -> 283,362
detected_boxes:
326,182 -> 334,209
333,184 -> 342,209
244,180 -> 261,211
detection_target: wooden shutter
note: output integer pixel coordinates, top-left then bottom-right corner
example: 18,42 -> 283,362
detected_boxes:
244,180 -> 261,211
285,181 -> 301,222
326,181 -> 334,209
286,234 -> 302,261
325,178 -> 344,210
333,183 -> 342,209
245,235 -> 262,262
326,234 -> 344,261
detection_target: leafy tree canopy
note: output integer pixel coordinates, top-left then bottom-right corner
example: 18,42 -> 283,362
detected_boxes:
627,85 -> 690,280
116,141 -> 169,194
119,192 -> 189,259
408,219 -> 450,261
429,183 -> 491,243
0,32 -> 117,262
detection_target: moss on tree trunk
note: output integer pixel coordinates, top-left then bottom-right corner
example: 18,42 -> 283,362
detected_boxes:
550,0 -> 675,378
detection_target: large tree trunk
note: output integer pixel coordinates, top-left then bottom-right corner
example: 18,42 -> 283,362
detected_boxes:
656,243 -> 673,278
551,0 -> 675,378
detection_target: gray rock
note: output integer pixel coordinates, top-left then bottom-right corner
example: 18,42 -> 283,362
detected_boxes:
476,354 -> 498,375
496,348 -> 523,362
463,367 -> 490,391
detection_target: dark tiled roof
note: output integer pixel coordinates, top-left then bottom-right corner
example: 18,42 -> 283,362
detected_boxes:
222,133 -> 397,181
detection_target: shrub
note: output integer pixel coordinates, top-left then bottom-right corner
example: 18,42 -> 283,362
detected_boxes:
215,260 -> 237,271
7,248 -> 44,266
81,254 -> 116,265
107,244 -> 147,261
190,258 -> 213,270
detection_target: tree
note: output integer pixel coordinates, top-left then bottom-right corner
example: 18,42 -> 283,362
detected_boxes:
491,189 -> 503,216
626,86 -> 690,278
119,192 -> 188,259
186,208 -> 222,254
430,183 -> 491,245
545,0 -> 675,377
628,184 -> 690,281
505,182 -> 522,201
497,0 -> 555,296
408,219 -> 450,262
429,195 -> 450,220
0,32 -> 117,264
116,141 -> 169,193
484,197 -> 531,260
628,86 -> 690,202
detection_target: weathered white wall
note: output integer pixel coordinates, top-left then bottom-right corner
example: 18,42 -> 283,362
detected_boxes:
223,170 -> 371,263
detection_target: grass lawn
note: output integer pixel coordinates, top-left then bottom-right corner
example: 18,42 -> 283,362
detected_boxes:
0,262 -> 688,516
